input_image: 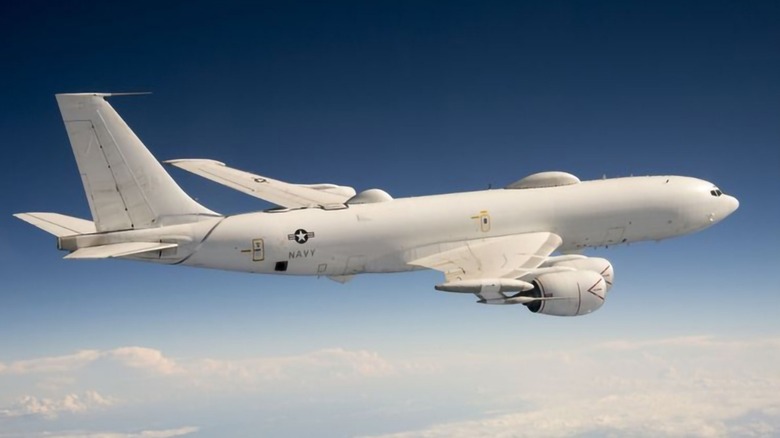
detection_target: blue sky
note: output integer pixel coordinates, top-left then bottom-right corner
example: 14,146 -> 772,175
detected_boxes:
1,1 -> 778,437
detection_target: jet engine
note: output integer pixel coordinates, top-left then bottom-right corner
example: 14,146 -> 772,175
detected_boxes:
522,270 -> 608,316
549,257 -> 614,291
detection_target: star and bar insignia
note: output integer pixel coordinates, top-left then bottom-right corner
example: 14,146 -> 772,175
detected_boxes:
288,229 -> 315,244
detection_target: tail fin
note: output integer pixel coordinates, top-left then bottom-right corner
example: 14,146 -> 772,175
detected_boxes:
55,93 -> 218,232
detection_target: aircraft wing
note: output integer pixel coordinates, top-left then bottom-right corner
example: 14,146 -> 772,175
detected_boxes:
408,232 -> 562,303
409,232 -> 562,281
165,159 -> 356,209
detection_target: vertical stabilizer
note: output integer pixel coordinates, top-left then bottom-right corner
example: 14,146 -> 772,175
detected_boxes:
56,93 -> 218,232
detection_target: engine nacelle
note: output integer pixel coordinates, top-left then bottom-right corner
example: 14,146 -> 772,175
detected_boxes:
524,270 -> 608,316
551,257 -> 614,291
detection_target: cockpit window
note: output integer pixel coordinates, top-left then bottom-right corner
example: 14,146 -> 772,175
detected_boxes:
710,188 -> 723,197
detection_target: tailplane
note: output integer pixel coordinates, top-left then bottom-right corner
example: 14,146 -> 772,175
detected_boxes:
14,212 -> 96,237
55,93 -> 218,232
14,212 -> 183,260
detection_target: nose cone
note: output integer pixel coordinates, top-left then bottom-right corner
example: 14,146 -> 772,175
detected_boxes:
715,194 -> 739,222
723,194 -> 739,216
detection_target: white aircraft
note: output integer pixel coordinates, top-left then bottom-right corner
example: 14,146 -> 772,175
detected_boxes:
15,93 -> 739,316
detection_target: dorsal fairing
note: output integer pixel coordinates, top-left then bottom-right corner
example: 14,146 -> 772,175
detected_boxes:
347,189 -> 393,204
506,171 -> 580,190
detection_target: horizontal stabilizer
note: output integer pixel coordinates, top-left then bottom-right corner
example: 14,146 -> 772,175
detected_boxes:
14,213 -> 96,237
64,242 -> 178,259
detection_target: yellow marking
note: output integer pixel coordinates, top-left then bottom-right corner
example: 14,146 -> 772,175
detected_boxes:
252,238 -> 265,261
470,210 -> 489,219
471,210 -> 491,232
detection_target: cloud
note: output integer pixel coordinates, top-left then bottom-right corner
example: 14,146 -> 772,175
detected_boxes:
371,387 -> 780,437
596,335 -> 780,351
35,376 -> 77,391
6,337 -> 776,437
0,350 -> 101,374
196,347 -> 393,380
107,347 -> 182,375
0,346 -> 395,385
0,348 -> 178,376
5,426 -> 200,438
181,347 -> 397,393
367,336 -> 780,438
0,391 -> 114,420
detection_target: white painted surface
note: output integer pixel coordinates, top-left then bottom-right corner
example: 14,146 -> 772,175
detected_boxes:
15,94 -> 739,316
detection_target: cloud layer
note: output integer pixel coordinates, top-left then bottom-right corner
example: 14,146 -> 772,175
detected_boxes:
2,336 -> 779,437
6,426 -> 199,438
0,391 -> 113,419
370,336 -> 780,438
0,346 -> 395,384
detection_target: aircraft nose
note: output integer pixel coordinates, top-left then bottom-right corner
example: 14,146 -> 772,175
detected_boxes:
711,194 -> 739,224
723,194 -> 739,216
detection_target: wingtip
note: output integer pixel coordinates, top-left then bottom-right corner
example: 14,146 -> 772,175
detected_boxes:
164,159 -> 227,167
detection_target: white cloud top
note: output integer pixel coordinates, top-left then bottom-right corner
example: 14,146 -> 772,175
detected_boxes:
18,426 -> 199,438
0,391 -> 113,419
368,336 -> 780,438
1,337 -> 778,437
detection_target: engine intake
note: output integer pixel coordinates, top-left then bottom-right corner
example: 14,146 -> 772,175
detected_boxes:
523,270 -> 607,316
549,257 -> 614,291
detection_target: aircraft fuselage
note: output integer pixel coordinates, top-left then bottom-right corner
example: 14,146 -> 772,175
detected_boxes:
175,175 -> 737,277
